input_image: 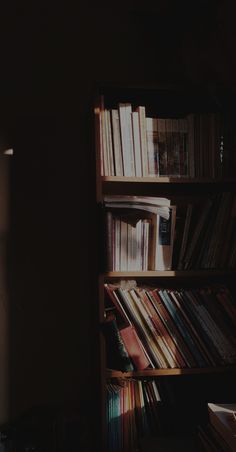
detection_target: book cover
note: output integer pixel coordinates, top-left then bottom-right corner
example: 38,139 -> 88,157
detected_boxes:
103,313 -> 134,372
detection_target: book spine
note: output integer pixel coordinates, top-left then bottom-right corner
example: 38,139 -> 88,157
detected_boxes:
146,117 -> 159,176
119,103 -> 135,176
155,206 -> 176,271
137,106 -> 148,176
111,109 -> 124,176
132,111 -> 142,177
171,118 -> 180,175
157,118 -> 168,175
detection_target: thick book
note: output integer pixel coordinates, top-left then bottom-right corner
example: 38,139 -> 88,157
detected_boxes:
103,313 -> 134,371
208,403 -> 236,452
120,324 -> 150,370
118,103 -> 135,176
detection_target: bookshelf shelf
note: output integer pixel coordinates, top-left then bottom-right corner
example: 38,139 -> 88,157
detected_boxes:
103,176 -> 236,184
104,270 -> 236,278
107,365 -> 236,378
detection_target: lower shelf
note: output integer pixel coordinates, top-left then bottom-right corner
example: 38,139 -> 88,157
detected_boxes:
107,365 -> 236,378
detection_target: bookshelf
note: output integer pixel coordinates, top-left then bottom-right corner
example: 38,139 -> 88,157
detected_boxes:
94,85 -> 236,452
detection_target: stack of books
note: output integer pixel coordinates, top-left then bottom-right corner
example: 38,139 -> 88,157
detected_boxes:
198,403 -> 236,451
104,196 -> 176,271
105,282 -> 236,370
96,97 -> 222,178
106,379 -> 162,452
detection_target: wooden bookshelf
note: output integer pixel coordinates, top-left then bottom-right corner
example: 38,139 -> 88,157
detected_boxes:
95,85 -> 236,452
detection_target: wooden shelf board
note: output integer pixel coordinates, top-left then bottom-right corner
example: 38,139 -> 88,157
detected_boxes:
107,365 -> 236,378
104,270 -> 236,278
102,176 -> 236,184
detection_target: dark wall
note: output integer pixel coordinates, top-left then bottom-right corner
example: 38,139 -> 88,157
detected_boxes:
1,1 -> 236,449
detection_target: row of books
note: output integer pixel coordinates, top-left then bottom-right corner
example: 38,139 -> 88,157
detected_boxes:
104,193 -> 236,271
105,282 -> 236,370
198,403 -> 236,452
177,192 -> 236,270
96,97 -> 223,178
107,379 -> 161,452
104,196 -> 175,271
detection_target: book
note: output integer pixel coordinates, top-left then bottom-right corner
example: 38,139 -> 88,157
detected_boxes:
120,325 -> 151,370
136,106 -> 148,176
154,206 -> 176,271
118,103 -> 135,176
146,117 -> 159,176
111,109 -> 124,176
104,109 -> 115,176
103,312 -> 134,371
132,111 -> 142,177
208,403 -> 236,452
157,118 -> 168,175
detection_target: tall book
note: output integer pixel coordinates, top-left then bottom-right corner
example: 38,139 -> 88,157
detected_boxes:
118,103 -> 135,176
132,111 -> 143,177
136,106 -> 148,176
111,109 -> 124,176
146,117 -> 159,176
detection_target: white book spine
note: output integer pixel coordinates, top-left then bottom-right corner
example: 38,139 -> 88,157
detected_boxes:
119,103 -> 135,176
132,111 -> 142,177
111,109 -> 124,176
137,106 -> 148,176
